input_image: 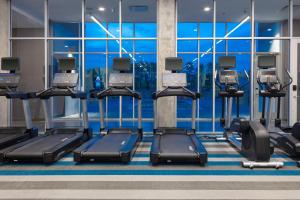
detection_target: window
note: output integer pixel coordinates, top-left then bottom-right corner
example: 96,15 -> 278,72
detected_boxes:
255,0 -> 289,37
84,0 -> 157,130
49,0 -> 82,37
11,0 -> 44,37
177,0 -> 213,131
293,0 -> 300,36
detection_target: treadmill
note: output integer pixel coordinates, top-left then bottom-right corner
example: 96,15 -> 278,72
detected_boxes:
0,57 -> 37,150
257,55 -> 300,166
150,57 -> 208,165
73,58 -> 142,163
0,57 -> 92,163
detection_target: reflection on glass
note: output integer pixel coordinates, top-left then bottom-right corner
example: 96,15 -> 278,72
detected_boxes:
255,0 -> 289,37
216,0 -> 251,37
11,0 -> 44,37
85,0 -> 119,38
135,54 -> 157,118
49,0 -> 82,37
50,40 -> 81,119
294,0 -> 300,36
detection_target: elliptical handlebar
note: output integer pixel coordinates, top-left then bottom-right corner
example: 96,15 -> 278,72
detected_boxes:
239,69 -> 250,89
215,70 -> 223,90
281,69 -> 293,90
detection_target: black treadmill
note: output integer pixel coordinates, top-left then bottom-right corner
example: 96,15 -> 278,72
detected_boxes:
150,57 -> 207,165
0,57 -> 37,150
0,57 -> 92,163
257,55 -> 300,166
74,58 -> 142,163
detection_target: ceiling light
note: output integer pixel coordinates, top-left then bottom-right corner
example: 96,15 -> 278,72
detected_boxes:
98,7 -> 105,12
203,6 -> 211,12
267,28 -> 272,32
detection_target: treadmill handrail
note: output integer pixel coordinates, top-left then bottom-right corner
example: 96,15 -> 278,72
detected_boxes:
91,87 -> 141,99
95,87 -> 142,131
152,86 -> 200,100
35,87 -> 87,99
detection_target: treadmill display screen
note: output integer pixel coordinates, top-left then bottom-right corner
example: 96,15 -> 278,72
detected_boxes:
109,73 -> 133,87
162,73 -> 187,87
0,73 -> 20,89
52,73 -> 79,88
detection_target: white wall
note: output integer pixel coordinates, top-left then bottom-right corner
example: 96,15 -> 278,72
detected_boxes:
0,0 -> 9,126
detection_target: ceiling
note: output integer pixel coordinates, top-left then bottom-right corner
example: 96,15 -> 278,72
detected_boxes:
11,0 -> 300,29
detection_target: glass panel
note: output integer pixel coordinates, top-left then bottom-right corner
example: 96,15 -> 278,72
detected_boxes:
121,0 -> 157,120
200,23 -> 213,37
200,40 -> 213,53
176,53 -> 213,132
256,39 -> 281,53
177,54 -> 198,119
135,40 -> 156,52
228,40 -> 251,52
122,40 -> 134,53
122,0 -> 157,38
11,40 -> 45,124
199,54 -> 213,120
107,54 -> 120,118
85,53 -> 106,116
11,0 -> 44,37
178,23 -> 198,38
177,40 -> 198,52
294,0 -> 300,36
49,40 -> 82,119
85,40 -> 106,52
85,0 -> 119,38
135,54 -> 157,118
122,23 -> 134,38
49,0 -> 82,37
255,0 -> 289,37
254,40 -> 289,121
177,0 -> 213,38
216,0 -> 251,37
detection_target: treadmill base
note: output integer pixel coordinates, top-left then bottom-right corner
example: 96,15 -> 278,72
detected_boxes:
242,161 -> 284,169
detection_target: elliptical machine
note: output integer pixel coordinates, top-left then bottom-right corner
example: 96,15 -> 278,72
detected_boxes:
257,55 -> 300,167
216,56 -> 282,169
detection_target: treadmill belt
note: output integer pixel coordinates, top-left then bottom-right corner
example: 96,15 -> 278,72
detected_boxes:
86,134 -> 130,153
0,133 -> 25,143
160,134 -> 197,156
7,134 -> 81,156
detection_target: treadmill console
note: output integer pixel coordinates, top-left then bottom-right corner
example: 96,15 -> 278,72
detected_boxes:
219,70 -> 238,84
162,73 -> 187,87
109,73 -> 133,87
52,73 -> 79,88
258,69 -> 278,84
0,73 -> 20,89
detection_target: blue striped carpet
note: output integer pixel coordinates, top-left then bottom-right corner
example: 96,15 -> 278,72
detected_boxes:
0,135 -> 299,176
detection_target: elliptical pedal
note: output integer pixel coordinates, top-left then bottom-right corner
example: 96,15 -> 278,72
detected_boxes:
242,161 -> 284,169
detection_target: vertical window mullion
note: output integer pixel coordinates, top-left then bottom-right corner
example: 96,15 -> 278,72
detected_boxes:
212,0 -> 217,133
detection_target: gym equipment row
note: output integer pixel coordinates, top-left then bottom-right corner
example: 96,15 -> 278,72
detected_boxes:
0,56 -> 298,168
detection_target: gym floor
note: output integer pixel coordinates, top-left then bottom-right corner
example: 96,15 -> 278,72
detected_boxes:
0,134 -> 299,200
